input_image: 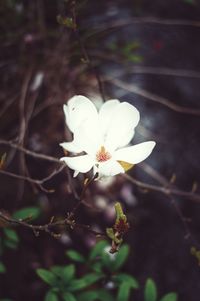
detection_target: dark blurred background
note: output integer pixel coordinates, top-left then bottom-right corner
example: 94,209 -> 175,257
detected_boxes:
1,0 -> 200,300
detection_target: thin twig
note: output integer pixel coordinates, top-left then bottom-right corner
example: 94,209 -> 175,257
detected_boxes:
123,174 -> 200,202
108,78 -> 200,116
92,16 -> 200,34
1,139 -> 200,202
0,211 -> 105,238
70,0 -> 106,101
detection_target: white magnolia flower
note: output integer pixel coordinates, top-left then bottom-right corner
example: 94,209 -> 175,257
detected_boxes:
60,95 -> 156,178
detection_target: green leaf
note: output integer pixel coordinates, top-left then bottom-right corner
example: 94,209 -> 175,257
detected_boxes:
13,207 -> 41,220
50,265 -> 63,276
89,240 -> 108,260
0,262 -> 6,273
128,54 -> 143,63
160,292 -> 178,301
45,290 -> 58,301
36,269 -> 57,286
62,264 -> 75,282
77,290 -> 114,301
113,273 -> 139,289
144,278 -> 157,301
112,244 -> 129,271
66,250 -> 85,263
117,282 -> 132,301
62,292 -> 77,301
77,291 -> 98,301
102,249 -> 117,272
4,239 -> 18,250
68,273 -> 103,292
91,262 -> 102,273
3,228 -> 19,244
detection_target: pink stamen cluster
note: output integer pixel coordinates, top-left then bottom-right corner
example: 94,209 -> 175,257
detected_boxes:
96,146 -> 111,162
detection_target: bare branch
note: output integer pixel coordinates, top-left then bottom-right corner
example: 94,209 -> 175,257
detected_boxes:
108,78 -> 200,116
123,173 -> 200,202
0,211 -> 105,238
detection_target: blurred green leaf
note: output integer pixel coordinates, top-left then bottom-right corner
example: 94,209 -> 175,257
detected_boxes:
45,290 -> 58,301
91,262 -> 102,273
102,251 -> 113,271
36,269 -> 57,286
113,273 -> 139,289
77,290 -> 114,301
160,292 -> 178,301
50,265 -> 63,276
3,228 -> 19,244
127,54 -> 143,63
97,290 -> 114,301
13,206 -> 41,220
66,250 -> 85,263
62,264 -> 75,282
77,291 -> 97,301
4,239 -> 18,250
144,278 -> 157,301
117,282 -> 132,301
112,244 -> 129,271
62,292 -> 77,301
89,240 -> 108,260
68,273 -> 103,292
0,262 -> 6,273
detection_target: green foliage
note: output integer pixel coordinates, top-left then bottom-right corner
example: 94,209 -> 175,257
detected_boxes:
12,206 -> 41,220
0,261 -> 6,273
45,291 -> 59,301
62,292 -> 77,301
37,269 -> 58,286
0,206 -> 41,254
144,278 -> 178,301
113,273 -> 139,289
3,228 -> 19,249
77,290 -> 114,301
108,40 -> 143,63
66,250 -> 85,263
37,241 -> 178,301
160,293 -> 178,301
89,240 -> 108,260
144,278 -> 157,301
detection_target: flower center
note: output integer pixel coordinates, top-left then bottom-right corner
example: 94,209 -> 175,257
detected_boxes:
96,146 -> 111,162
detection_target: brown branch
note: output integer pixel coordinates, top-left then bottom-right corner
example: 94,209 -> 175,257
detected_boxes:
92,17 -> 200,35
122,173 -> 200,202
108,78 -> 200,116
0,165 -> 65,193
70,0 -> 105,101
91,52 -> 200,80
0,139 -> 60,163
0,211 -> 105,238
1,139 -> 200,202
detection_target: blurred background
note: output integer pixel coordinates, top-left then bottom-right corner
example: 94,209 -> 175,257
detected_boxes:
1,0 -> 200,300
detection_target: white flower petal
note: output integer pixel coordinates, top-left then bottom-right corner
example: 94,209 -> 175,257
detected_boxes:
61,155 -> 94,173
98,99 -> 120,138
64,95 -> 98,133
104,102 -> 140,152
73,120 -> 101,156
98,159 -> 125,177
60,142 -> 82,153
114,141 -> 156,164
73,170 -> 79,177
